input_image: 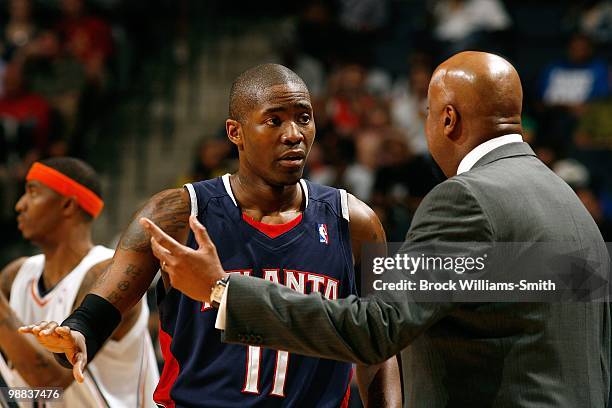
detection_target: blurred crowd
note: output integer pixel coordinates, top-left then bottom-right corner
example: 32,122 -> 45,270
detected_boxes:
186,0 -> 612,244
0,0 -> 111,226
2,0 -> 612,400
0,0 -> 115,166
0,0 -> 182,257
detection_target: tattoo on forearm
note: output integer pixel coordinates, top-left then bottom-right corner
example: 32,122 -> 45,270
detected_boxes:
118,228 -> 150,253
87,261 -> 113,294
123,264 -> 142,279
108,290 -> 123,304
98,263 -> 145,308
118,190 -> 189,253
101,265 -> 140,303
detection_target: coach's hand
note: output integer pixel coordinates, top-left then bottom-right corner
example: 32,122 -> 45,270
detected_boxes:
140,215 -> 227,303
18,322 -> 87,383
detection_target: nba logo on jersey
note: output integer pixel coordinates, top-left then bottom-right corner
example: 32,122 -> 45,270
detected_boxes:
318,223 -> 329,244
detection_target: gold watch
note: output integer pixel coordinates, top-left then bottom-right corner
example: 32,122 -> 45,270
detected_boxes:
211,276 -> 230,308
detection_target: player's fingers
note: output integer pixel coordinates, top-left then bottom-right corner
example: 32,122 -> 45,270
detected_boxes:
18,324 -> 36,333
55,326 -> 73,339
139,218 -> 181,251
190,215 -> 214,249
31,321 -> 50,334
41,321 -> 59,336
72,352 -> 86,383
150,237 -> 173,264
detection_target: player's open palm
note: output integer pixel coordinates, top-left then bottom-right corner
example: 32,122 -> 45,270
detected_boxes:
18,322 -> 87,383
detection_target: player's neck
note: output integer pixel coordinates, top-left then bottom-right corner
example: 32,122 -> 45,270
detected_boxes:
230,173 -> 302,217
39,225 -> 94,286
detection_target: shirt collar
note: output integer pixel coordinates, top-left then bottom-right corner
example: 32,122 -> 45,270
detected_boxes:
456,134 -> 523,175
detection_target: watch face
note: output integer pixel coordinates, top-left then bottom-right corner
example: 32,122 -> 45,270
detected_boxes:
211,283 -> 225,305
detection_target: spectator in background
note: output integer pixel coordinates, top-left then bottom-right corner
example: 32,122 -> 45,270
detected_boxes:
54,0 -> 116,158
0,62 -> 50,170
574,96 -> 612,151
312,103 -> 395,202
180,137 -> 234,185
20,30 -> 84,153
295,1 -> 340,68
336,0 -> 389,62
372,135 -> 439,241
277,25 -> 326,99
554,158 -> 612,240
572,96 -> 612,192
390,57 -> 432,156
579,1 -> 612,45
430,0 -> 512,57
308,130 -> 378,204
577,186 -> 612,240
56,0 -> 113,84
326,63 -> 376,135
280,46 -> 325,99
338,0 -> 388,34
309,136 -> 366,197
540,32 -> 608,110
1,0 -> 38,63
304,142 -> 327,177
538,32 -> 609,153
351,102 -> 405,201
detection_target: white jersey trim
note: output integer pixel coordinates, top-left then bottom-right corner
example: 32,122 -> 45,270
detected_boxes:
222,174 -> 309,209
299,179 -> 309,209
222,174 -> 238,207
339,189 -> 349,221
183,183 -> 198,216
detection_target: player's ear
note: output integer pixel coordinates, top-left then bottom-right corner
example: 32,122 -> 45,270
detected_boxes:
61,196 -> 80,218
226,119 -> 244,150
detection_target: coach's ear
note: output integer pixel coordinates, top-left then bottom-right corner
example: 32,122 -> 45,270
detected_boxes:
226,119 -> 243,150
443,104 -> 460,142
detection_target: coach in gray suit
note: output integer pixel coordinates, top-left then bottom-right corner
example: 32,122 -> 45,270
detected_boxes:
148,52 -> 611,407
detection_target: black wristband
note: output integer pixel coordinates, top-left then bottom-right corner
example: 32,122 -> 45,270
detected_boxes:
56,294 -> 122,367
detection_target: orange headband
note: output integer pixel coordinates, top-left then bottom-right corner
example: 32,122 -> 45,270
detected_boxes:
26,162 -> 104,218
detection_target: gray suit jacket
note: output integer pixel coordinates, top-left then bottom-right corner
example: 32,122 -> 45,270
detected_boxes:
223,143 -> 611,407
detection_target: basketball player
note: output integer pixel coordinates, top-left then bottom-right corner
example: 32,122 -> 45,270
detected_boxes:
1,157 -> 159,407
21,65 -> 401,407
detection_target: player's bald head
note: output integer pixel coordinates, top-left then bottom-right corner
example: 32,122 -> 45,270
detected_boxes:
229,63 -> 309,123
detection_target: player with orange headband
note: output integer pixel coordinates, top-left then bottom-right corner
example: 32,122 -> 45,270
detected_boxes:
0,157 -> 159,407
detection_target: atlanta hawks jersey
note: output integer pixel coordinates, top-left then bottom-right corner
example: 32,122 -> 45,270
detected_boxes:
3,245 -> 159,408
154,174 -> 356,408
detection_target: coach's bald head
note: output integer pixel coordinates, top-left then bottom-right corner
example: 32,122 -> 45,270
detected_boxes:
425,51 -> 523,177
229,63 -> 309,123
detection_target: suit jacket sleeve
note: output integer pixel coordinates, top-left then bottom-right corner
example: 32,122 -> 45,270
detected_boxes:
222,178 -> 494,365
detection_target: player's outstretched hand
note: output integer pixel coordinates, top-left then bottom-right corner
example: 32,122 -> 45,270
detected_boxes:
140,215 -> 228,303
18,322 -> 87,383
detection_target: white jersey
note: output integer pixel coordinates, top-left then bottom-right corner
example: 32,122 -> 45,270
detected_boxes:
1,246 -> 159,407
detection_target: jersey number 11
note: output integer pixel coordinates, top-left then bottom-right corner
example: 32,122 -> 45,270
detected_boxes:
243,346 -> 289,397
